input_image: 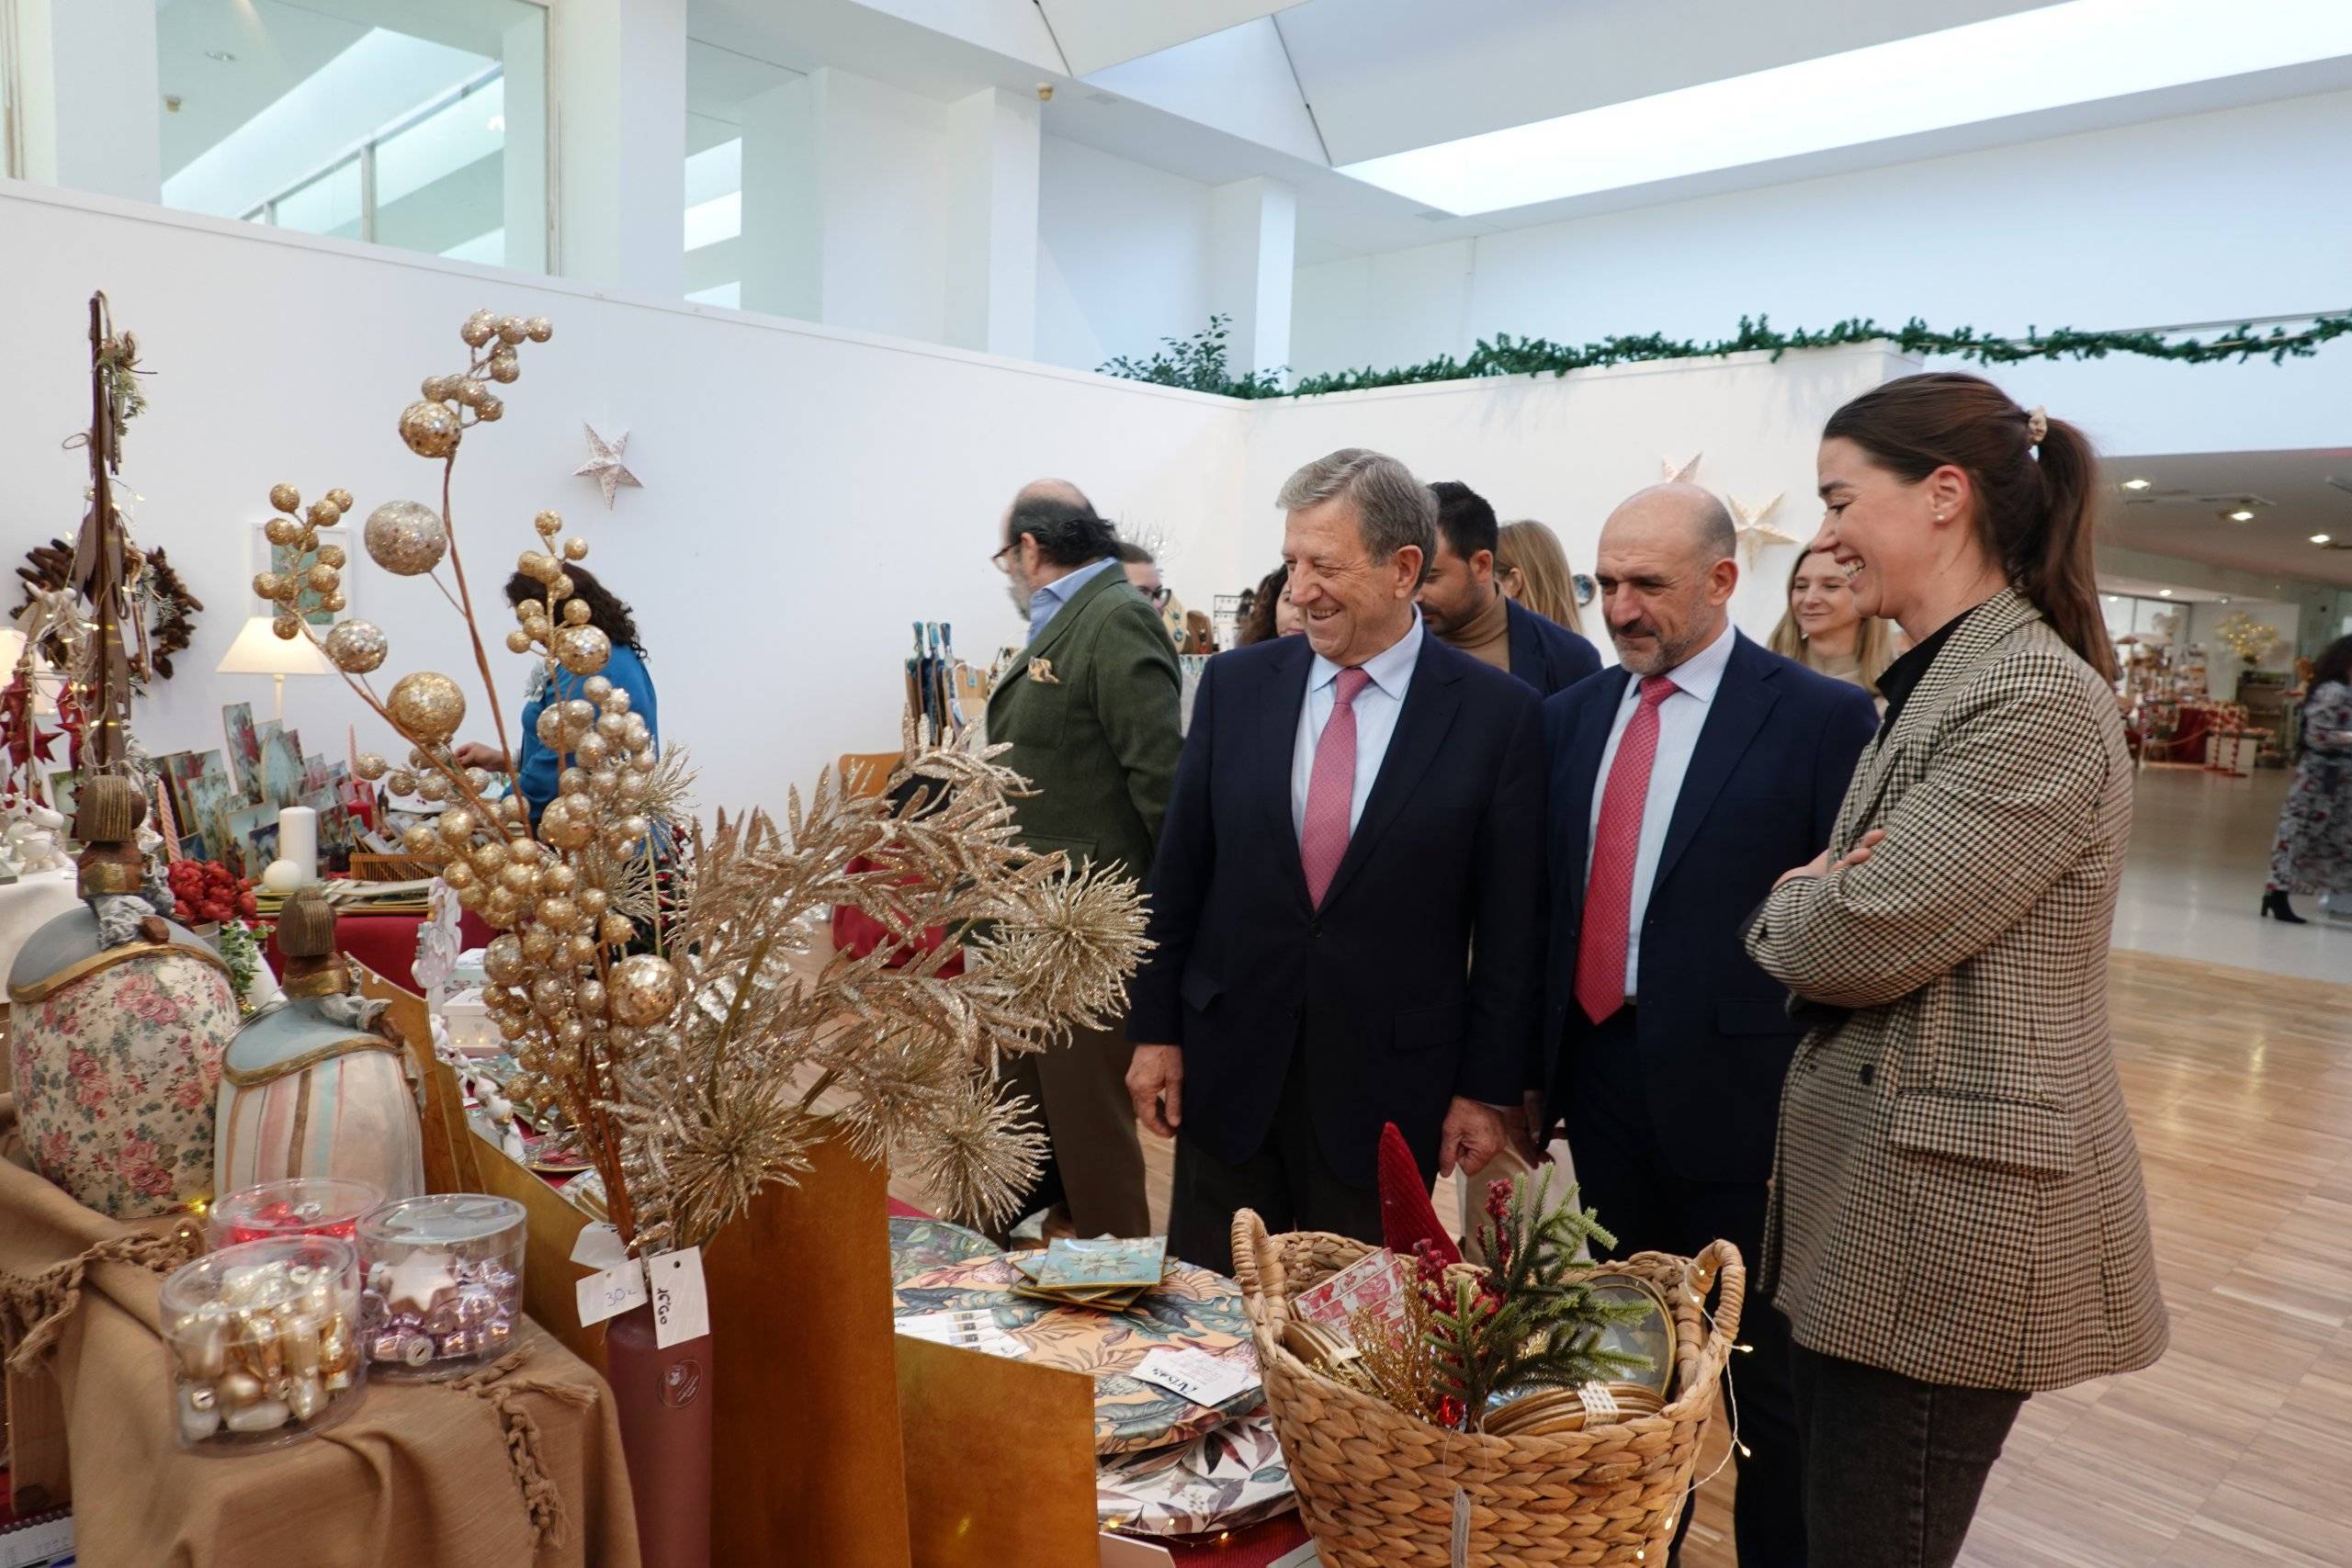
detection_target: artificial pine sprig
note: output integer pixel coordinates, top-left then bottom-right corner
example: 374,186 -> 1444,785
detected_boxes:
1424,1168 -> 1656,1428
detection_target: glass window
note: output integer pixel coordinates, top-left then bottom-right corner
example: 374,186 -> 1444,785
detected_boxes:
157,0 -> 545,270
684,39 -> 799,307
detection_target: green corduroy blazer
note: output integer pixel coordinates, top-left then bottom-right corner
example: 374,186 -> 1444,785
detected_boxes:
986,563 -> 1182,884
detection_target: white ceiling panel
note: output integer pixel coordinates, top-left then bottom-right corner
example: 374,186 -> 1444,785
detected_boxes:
1276,0 -> 2063,166
1039,0 -> 1308,76
1081,18 -> 1326,165
2100,451 -> 2352,590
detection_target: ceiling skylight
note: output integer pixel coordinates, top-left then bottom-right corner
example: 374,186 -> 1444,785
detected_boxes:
1335,0 -> 2352,216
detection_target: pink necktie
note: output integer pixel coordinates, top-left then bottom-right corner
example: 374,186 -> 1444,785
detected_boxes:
1575,674 -> 1678,1024
1301,667 -> 1372,908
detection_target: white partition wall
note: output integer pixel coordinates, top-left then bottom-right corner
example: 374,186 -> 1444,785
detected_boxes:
1242,344 -> 1914,650
0,184 -> 1248,807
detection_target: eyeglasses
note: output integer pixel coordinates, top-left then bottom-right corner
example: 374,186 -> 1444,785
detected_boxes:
1147,585 -> 1172,607
990,541 -> 1017,570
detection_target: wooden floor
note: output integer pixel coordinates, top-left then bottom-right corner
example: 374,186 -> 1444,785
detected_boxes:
897,949 -> 2352,1564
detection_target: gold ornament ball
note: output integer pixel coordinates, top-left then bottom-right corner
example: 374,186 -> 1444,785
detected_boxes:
534,707 -> 569,750
476,394 -> 504,423
483,934 -> 526,986
519,927 -> 558,964
422,374 -> 458,402
500,861 -> 541,896
541,863 -> 577,894
553,626 -> 612,678
441,860 -> 477,891
398,399 -> 463,459
578,887 -> 609,919
265,515 -> 303,548
563,599 -> 592,626
537,895 -> 579,931
526,316 -> 553,343
365,499 -> 449,576
453,378 -> 488,409
321,589 -> 349,614
567,932 -> 600,964
269,483 -> 301,514
304,563 -> 340,595
535,510 -> 562,537
402,823 -> 440,856
497,316 -> 528,345
505,628 -> 535,655
582,676 -> 614,702
354,752 -> 388,782
595,711 -> 627,742
606,953 -> 683,1028
323,619 -> 388,674
316,543 -> 346,570
537,797 -> 594,850
272,611 -> 302,639
483,888 -> 524,928
488,352 -> 520,384
574,733 -> 613,769
385,770 -> 417,796
306,499 -> 342,528
251,571 -> 287,602
324,488 -> 354,512
575,979 -> 607,1017
546,572 -> 572,599
461,310 -> 499,347
438,807 -> 477,843
599,912 -> 637,947
517,550 -> 556,582
388,671 -> 467,744
562,536 -> 589,562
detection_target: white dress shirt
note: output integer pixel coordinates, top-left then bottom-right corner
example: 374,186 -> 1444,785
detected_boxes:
1291,610 -> 1424,841
1584,619 -> 1737,1001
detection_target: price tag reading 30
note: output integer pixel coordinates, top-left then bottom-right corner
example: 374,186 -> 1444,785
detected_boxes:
575,1258 -> 648,1327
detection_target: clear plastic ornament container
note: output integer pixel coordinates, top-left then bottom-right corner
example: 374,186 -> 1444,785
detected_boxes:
161,1235 -> 367,1452
208,1176 -> 383,1250
356,1193 -> 526,1381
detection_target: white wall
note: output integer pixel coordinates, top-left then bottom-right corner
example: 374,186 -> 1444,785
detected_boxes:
1243,344 -> 1913,647
1293,89 -> 2352,460
0,182 -> 1249,808
1035,135 -> 1213,376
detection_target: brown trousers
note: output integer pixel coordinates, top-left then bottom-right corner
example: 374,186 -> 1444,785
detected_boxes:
997,1016 -> 1149,1238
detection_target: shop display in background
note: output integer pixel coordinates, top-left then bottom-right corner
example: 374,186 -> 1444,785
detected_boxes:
161,1235 -> 368,1449
209,1175 -> 382,1247
356,1193 -> 526,1378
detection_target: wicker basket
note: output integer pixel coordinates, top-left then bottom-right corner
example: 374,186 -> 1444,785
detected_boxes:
1231,1211 -> 1743,1567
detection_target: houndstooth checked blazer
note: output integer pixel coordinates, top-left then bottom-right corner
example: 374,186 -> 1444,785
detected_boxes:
1745,589 -> 2166,1392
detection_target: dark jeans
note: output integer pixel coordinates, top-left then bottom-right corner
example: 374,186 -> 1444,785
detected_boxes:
1558,1006 -> 1804,1568
1166,1046 -> 1381,1277
1789,1342 -> 2025,1568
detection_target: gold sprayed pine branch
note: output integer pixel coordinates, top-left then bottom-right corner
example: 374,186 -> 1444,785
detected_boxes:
253,308 -> 1150,1257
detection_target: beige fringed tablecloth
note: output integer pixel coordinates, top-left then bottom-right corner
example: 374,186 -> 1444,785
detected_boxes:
0,1096 -> 639,1568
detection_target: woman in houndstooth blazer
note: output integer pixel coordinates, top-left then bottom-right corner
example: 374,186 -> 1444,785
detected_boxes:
1745,373 -> 2165,1568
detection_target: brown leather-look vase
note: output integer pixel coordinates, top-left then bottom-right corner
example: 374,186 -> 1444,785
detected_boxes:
606,1301 -> 713,1568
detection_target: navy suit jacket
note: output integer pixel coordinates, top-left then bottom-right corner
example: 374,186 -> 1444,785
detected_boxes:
1129,631 -> 1547,1189
1506,597 -> 1602,697
1539,633 -> 1877,1184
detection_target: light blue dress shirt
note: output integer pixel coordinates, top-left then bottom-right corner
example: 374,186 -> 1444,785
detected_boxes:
1027,556 -> 1118,646
1584,619 -> 1736,1002
1290,610 -> 1425,841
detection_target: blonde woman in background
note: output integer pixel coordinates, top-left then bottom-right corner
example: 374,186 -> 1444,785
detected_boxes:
1495,519 -> 1585,635
1770,547 -> 1899,706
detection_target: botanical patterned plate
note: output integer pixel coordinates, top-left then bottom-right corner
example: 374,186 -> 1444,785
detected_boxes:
1098,1409 -> 1295,1537
888,1216 -> 1001,1286
893,1254 -> 1260,1455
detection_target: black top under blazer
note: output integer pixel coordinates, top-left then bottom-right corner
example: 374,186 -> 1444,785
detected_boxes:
1127,629 -> 1547,1189
1539,631 -> 1878,1185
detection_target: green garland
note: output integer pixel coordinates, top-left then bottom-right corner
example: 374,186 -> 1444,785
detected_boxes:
1100,310 -> 2352,400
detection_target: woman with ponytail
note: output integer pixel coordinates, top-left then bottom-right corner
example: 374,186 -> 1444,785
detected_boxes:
1743,372 -> 2164,1568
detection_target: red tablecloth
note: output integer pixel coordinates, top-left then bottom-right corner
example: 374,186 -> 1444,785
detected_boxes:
263,909 -> 495,989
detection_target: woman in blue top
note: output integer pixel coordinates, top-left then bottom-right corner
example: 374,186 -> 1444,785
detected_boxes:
452,565 -> 659,823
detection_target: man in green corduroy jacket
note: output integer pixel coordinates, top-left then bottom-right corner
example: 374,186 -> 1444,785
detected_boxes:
985,479 -> 1182,1237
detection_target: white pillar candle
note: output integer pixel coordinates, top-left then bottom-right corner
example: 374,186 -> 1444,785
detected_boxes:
278,806 -> 319,882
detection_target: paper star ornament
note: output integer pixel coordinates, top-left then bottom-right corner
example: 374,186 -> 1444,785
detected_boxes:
574,423 -> 642,510
1728,492 -> 1798,569
1660,452 -> 1702,483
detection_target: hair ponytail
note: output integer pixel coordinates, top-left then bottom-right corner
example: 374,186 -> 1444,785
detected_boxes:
1823,371 -> 2117,681
2011,416 -> 2114,679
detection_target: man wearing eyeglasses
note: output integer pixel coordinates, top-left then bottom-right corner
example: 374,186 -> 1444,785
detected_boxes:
986,479 -> 1182,1240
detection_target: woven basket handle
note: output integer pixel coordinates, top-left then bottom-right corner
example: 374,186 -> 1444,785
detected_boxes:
1229,1209 -> 1290,1322
1690,1238 -> 1746,1348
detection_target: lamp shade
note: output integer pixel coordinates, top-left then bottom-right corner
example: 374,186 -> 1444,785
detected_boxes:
216,616 -> 333,677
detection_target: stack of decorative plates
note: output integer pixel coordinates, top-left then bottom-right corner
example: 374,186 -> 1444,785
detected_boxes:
1008,1236 -> 1168,1311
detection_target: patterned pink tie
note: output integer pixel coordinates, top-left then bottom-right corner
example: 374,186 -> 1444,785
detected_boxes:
1301,667 -> 1372,908
1575,674 -> 1679,1024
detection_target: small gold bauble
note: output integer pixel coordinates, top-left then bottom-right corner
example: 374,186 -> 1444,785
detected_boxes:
315,544 -> 346,569
365,499 -> 449,576
461,310 -> 499,347
403,823 -> 440,855
398,400 -> 463,459
323,619 -> 388,674
563,536 -> 589,562
595,712 -> 628,741
568,932 -> 600,964
500,862 -> 540,896
252,571 -> 287,602
488,351 -> 520,384
422,374 -> 458,401
387,671 -> 467,744
535,510 -> 562,536
453,378 -> 488,410
497,317 -> 528,345
518,550 -> 556,581
265,516 -> 303,547
582,676 -> 614,702
526,316 -> 553,343
306,500 -> 342,528
519,927 -> 559,964
578,887 -> 609,919
558,766 -> 589,796
305,563 -> 340,594
385,770 -> 417,795
505,628 -> 534,655
417,772 -> 450,804
441,861 -> 477,892
483,889 -> 524,928
606,953 -> 683,1027
321,589 -> 349,614
269,482 -> 301,514
575,979 -> 607,1017
600,912 -> 637,947
354,752 -> 388,782
590,768 -> 622,798
324,488 -> 354,512
574,734 -> 613,770
617,814 -> 650,843
272,611 -> 302,639
556,1018 -> 586,1048
438,807 -> 476,842
476,394 -> 504,423
541,863 -> 577,894
537,797 -> 594,850
602,688 -> 632,716
554,626 -> 612,677
563,599 -> 593,626
482,933 -> 526,985
546,572 -> 572,599
537,895 -> 579,931
534,707 -> 569,750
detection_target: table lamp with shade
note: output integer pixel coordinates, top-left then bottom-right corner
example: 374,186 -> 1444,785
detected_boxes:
216,615 -> 330,724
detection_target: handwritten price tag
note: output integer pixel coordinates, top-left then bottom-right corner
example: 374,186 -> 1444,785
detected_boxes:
1130,1346 -> 1258,1410
575,1258 -> 647,1327
648,1247 -> 711,1349
570,1222 -> 631,1270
